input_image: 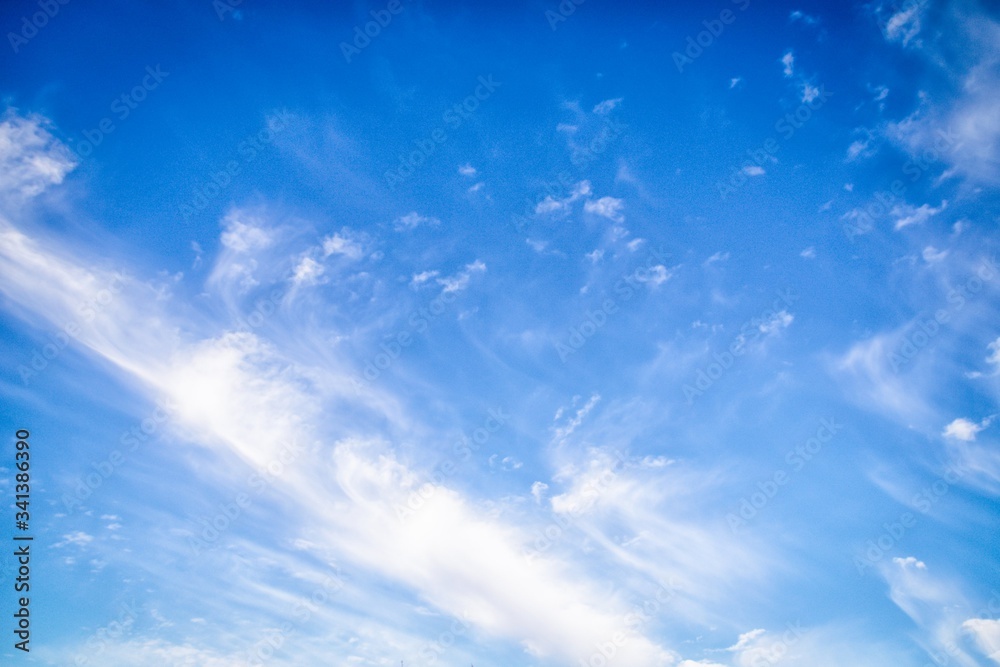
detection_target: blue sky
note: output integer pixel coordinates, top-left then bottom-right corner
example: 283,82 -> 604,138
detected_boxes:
1,0 -> 999,665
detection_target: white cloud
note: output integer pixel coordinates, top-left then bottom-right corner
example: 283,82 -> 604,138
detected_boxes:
535,180 -> 591,217
892,200 -> 947,230
410,269 -> 439,287
800,246 -> 816,259
220,212 -> 272,253
922,246 -> 948,263
458,163 -> 477,177
592,97 -> 622,115
322,230 -> 363,259
0,110 -> 77,199
583,196 -> 625,223
728,628 -> 766,651
393,211 -> 440,231
530,481 -> 548,504
802,83 -> 820,103
781,51 -> 795,77
962,619 -> 1000,665
883,4 -> 923,46
54,531 -> 94,548
742,165 -> 766,176
729,77 -> 742,89
943,417 -> 991,442
704,251 -> 730,265
437,259 -> 486,294
292,256 -> 324,285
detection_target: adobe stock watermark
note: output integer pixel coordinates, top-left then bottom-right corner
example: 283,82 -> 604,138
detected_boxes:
384,75 -> 502,190
842,126 -> 959,240
544,0 -> 586,31
69,66 -> 170,160
213,0 -> 243,21
672,0 -> 751,73
340,0 -> 408,63
523,450 -> 628,562
854,461 -> 968,575
717,85 -> 833,200
578,580 -> 679,667
555,245 -> 670,362
17,272 -> 128,385
419,611 -> 472,665
747,622 -> 807,667
188,439 -> 308,555
682,287 -> 799,404
727,418 -> 843,532
6,0 -> 71,54
888,256 -> 997,372
178,111 -> 290,221
61,399 -> 176,513
511,116 -> 626,236
72,599 -> 141,666
394,408 -> 509,522
243,570 -> 345,666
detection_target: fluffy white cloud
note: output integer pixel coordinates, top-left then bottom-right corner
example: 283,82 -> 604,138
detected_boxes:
942,417 -> 991,441
394,211 -> 440,231
584,196 -> 625,223
0,110 -> 77,199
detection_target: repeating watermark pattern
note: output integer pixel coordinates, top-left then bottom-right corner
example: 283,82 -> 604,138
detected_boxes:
544,0 -> 587,31
682,288 -> 799,403
178,111 -> 291,221
888,256 -> 997,372
340,0 -> 408,63
72,599 -> 141,665
523,450 -> 627,562
188,438 -> 308,555
511,117 -> 625,235
70,66 -> 170,160
842,126 -> 958,240
717,85 -> 832,200
61,400 -> 176,513
6,0 -> 71,53
394,408 -> 509,522
672,0 -> 752,73
727,418 -> 843,532
213,0 -> 244,21
555,245 -> 671,362
384,75 -> 502,190
242,570 -> 345,666
16,272 -> 128,385
854,461 -> 968,575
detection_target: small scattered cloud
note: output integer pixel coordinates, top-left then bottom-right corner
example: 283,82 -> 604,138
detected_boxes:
892,200 -> 947,230
437,259 -> 486,294
592,97 -> 622,115
922,246 -> 948,263
882,4 -> 923,46
781,51 -> 795,77
943,416 -> 992,441
742,165 -> 766,176
393,211 -> 441,232
789,10 -> 819,25
704,251 -> 730,266
583,196 -> 625,223
458,163 -> 477,177
800,246 -> 816,259
322,230 -> 364,259
535,180 -> 591,216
